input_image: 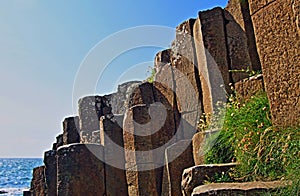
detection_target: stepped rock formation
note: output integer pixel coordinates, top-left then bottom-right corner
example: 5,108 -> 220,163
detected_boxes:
27,0 -> 299,195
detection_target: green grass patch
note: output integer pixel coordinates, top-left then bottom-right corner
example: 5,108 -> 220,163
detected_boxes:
203,92 -> 300,194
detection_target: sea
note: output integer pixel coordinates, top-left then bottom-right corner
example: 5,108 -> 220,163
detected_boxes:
0,158 -> 43,196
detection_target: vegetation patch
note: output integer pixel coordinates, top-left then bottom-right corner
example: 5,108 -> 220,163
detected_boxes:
202,92 -> 300,195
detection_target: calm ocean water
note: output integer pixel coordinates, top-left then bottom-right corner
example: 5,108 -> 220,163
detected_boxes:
0,158 -> 43,196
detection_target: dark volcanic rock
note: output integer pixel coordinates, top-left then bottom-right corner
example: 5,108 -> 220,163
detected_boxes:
30,166 -> 47,196
123,82 -> 181,196
55,134 -> 64,150
62,116 -> 80,145
110,81 -> 142,115
78,95 -> 112,142
44,150 -> 57,196
193,7 -> 229,115
100,115 -> 128,196
162,140 -> 194,196
57,144 -> 105,196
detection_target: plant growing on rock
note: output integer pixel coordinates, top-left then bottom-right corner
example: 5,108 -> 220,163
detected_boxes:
203,91 -> 300,195
229,66 -> 262,77
146,66 -> 156,83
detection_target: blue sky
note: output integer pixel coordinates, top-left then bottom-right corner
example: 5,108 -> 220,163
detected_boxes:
0,0 -> 227,158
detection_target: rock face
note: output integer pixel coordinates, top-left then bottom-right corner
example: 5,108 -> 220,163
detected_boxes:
57,144 -> 105,196
192,132 -> 205,165
182,163 -> 238,196
193,8 -> 229,116
54,134 -> 64,150
123,82 -> 182,196
192,181 -> 289,196
234,74 -> 264,101
110,81 -> 142,115
123,105 -> 164,196
225,0 -> 262,72
78,96 -> 112,142
44,150 -> 57,196
100,115 -> 128,196
248,0 -> 300,127
172,20 -> 203,140
224,10 -> 252,82
163,140 -> 194,196
192,130 -> 220,166
30,166 -> 47,196
63,116 -> 80,145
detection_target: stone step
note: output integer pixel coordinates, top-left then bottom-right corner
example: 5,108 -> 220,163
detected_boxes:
192,181 -> 290,196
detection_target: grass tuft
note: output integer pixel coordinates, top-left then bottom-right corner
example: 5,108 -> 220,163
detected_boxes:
203,92 -> 300,195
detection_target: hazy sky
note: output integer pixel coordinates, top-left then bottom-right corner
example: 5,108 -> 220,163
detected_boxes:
0,0 -> 227,158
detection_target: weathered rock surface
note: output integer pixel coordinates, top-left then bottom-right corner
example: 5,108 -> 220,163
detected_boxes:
225,0 -> 262,72
29,166 -> 47,196
44,150 -> 57,196
126,82 -> 179,148
182,163 -> 238,196
192,130 -> 220,166
100,115 -> 128,196
163,140 -> 194,196
57,144 -> 105,196
63,116 -> 80,145
235,74 -> 264,101
193,7 -> 229,116
192,132 -> 205,165
110,81 -> 142,115
123,81 -> 181,195
123,104 -> 162,196
78,96 -> 112,141
172,19 -> 203,118
249,0 -> 300,126
224,10 -> 251,82
55,134 -> 63,150
155,20 -> 203,140
192,181 -> 290,196
154,50 -> 175,96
